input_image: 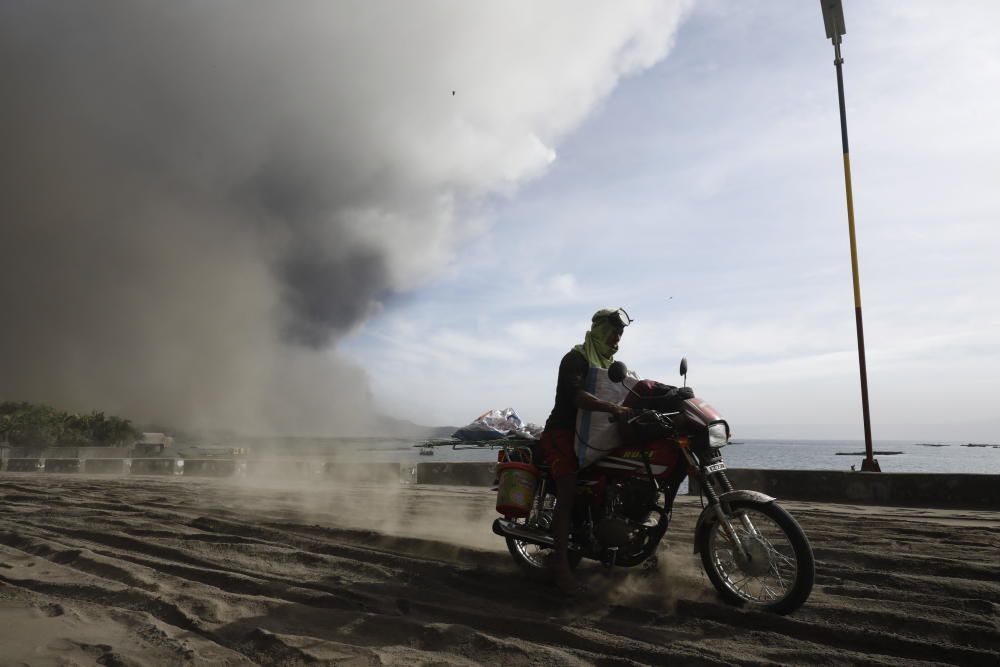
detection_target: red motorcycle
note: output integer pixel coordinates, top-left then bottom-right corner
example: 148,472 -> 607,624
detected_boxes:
492,358 -> 815,614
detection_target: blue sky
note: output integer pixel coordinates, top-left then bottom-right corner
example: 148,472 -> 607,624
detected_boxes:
342,1 -> 1000,440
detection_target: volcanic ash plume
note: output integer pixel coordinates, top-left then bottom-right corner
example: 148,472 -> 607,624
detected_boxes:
0,1 -> 690,434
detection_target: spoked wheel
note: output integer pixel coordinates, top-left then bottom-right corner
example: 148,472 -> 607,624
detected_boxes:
505,499 -> 582,582
506,535 -> 581,581
698,500 -> 814,614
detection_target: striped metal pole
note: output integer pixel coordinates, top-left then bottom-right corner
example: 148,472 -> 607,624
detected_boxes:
824,1 -> 879,472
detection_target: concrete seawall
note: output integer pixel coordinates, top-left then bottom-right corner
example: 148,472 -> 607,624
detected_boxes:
415,461 -> 498,486
686,468 -> 1000,510
1,458 -> 996,509
407,463 -> 999,510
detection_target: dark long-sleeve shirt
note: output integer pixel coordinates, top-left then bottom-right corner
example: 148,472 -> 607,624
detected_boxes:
544,349 -> 589,431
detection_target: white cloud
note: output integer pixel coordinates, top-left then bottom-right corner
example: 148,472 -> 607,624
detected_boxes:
345,1 -> 1000,442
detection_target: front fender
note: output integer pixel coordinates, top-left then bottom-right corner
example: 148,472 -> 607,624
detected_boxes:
692,490 -> 776,554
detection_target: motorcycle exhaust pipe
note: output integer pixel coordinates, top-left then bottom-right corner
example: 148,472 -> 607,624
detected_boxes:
492,518 -> 555,548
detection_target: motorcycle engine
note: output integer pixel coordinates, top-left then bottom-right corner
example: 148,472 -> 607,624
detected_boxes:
596,482 -> 658,547
616,482 -> 658,521
596,517 -> 635,547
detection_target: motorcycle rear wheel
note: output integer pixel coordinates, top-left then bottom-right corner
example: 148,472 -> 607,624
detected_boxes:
505,493 -> 582,582
698,500 -> 814,615
506,534 -> 582,582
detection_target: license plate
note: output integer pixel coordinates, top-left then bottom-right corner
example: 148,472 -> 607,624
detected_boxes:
704,461 -> 727,474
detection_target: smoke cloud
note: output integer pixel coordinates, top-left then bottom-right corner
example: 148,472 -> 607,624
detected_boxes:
0,1 -> 690,434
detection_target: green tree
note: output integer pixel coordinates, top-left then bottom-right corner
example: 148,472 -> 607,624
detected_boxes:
0,402 -> 141,447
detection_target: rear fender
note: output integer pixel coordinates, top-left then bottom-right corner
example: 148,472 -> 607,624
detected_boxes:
692,490 -> 776,554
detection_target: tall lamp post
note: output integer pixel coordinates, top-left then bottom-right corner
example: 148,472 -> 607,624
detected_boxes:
820,0 -> 879,472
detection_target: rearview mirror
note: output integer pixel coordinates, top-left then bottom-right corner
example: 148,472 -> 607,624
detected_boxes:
608,361 -> 627,383
679,357 -> 688,377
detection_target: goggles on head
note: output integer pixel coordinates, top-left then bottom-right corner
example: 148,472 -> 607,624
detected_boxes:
593,307 -> 633,330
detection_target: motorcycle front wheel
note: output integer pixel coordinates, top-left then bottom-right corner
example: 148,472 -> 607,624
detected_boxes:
698,499 -> 814,615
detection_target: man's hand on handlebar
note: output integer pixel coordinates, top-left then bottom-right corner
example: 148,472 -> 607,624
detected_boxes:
607,404 -> 633,423
612,404 -> 633,420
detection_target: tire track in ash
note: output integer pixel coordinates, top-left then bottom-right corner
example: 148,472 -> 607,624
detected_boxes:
2,475 -> 999,666
3,477 -> 670,664
175,514 -> 735,664
2,476 -> 722,665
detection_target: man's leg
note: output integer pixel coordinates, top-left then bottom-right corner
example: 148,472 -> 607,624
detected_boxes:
552,471 -> 577,593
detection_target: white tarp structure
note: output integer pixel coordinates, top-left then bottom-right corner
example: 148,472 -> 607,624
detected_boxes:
452,408 -> 543,441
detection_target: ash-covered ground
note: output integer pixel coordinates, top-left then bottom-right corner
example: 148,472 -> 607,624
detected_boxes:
0,474 -> 997,666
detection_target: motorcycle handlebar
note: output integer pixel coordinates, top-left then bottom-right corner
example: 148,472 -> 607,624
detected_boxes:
609,408 -> 678,424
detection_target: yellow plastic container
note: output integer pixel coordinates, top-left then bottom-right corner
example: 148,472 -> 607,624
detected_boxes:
495,462 -> 539,518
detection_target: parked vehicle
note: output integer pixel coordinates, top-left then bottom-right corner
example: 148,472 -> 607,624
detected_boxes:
493,358 -> 815,614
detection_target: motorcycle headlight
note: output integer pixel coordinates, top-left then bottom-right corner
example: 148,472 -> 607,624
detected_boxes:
708,422 -> 729,448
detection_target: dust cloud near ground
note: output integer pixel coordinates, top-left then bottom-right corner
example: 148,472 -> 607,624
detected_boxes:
0,474 -> 997,665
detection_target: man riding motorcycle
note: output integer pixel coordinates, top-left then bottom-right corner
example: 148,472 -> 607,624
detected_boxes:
540,307 -> 633,594
499,310 -> 816,613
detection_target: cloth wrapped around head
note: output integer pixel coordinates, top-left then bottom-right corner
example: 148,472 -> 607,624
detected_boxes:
574,308 -> 630,369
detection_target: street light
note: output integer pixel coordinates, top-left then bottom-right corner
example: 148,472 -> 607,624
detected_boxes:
819,0 -> 879,472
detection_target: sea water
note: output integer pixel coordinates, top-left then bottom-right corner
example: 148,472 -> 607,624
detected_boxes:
348,438 -> 1000,475
713,439 -> 1000,474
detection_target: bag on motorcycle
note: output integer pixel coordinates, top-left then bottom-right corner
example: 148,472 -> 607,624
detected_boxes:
574,367 -> 631,468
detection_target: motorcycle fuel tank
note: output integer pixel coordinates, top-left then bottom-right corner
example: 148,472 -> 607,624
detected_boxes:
683,397 -> 724,427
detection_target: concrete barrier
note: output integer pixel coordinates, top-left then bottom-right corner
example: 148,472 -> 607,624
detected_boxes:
688,469 -> 1000,510
5,458 -> 43,472
407,463 -> 1000,510
130,458 -> 182,475
325,462 -> 413,484
79,447 -> 131,459
3,448 -> 34,460
4,447 -> 133,459
84,458 -> 130,474
416,461 -> 497,486
246,459 -> 322,478
39,447 -> 80,459
43,459 -> 82,473
3,456 -> 996,510
400,463 -> 418,484
182,459 -> 241,477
